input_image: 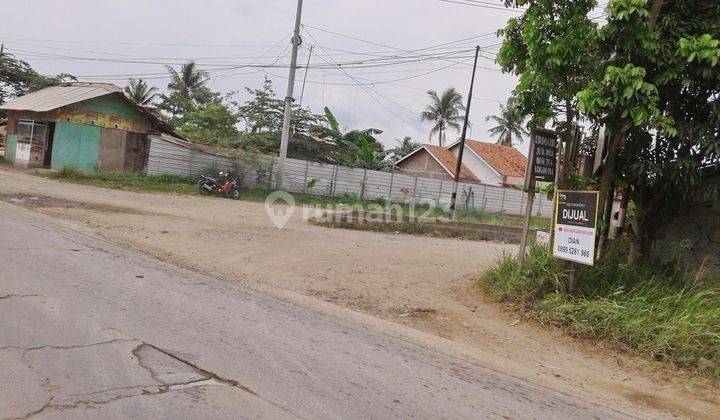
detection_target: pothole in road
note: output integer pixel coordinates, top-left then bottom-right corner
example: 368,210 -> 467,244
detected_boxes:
132,344 -> 212,386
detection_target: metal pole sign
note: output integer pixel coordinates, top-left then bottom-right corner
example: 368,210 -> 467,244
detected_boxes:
552,190 -> 600,266
529,128 -> 557,183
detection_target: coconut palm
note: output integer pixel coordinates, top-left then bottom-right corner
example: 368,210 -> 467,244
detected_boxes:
124,78 -> 159,107
391,136 -> 421,161
165,61 -> 209,100
420,88 -> 465,147
485,98 -> 528,147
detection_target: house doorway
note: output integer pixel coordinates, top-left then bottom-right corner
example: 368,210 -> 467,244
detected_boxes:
43,122 -> 55,168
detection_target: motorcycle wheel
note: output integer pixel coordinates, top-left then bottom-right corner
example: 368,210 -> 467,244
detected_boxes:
229,188 -> 242,200
197,181 -> 210,195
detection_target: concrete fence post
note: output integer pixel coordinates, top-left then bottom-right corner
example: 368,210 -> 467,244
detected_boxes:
412,176 -> 419,205
188,150 -> 193,178
500,188 -> 506,212
303,159 -> 310,193
437,179 -> 443,207
360,168 -> 368,199
331,164 -> 339,196
388,172 -> 395,204
520,192 -> 525,214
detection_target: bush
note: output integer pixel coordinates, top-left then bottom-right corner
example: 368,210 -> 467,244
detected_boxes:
52,166 -> 89,180
481,244 -> 720,378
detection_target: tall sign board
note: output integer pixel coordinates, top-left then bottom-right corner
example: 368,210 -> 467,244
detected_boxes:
529,128 -> 557,184
553,190 -> 599,266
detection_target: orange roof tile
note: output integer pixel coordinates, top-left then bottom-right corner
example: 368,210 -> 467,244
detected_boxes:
464,140 -> 527,177
424,144 -> 480,181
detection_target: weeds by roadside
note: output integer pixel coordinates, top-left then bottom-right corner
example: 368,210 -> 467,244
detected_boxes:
44,167 -> 197,194
481,244 -> 720,380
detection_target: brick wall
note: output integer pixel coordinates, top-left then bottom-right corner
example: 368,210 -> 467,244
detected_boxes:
397,150 -> 451,180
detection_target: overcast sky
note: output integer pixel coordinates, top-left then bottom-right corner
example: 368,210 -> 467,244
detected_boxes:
2,0 -> 532,153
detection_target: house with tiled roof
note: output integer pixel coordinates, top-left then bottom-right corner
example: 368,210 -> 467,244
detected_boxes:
447,139 -> 527,187
394,143 -> 479,182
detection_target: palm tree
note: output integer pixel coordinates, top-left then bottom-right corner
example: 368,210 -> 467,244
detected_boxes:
485,98 -> 528,147
165,61 -> 209,100
124,78 -> 159,107
420,88 -> 465,147
391,136 -> 421,161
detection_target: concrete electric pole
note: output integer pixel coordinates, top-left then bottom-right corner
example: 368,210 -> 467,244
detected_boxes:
448,46 -> 480,220
276,0 -> 304,190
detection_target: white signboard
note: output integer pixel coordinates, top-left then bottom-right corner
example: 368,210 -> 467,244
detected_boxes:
553,190 -> 599,266
15,143 -> 31,162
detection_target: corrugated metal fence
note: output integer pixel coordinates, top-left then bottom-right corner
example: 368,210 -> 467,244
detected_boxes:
147,137 -> 554,218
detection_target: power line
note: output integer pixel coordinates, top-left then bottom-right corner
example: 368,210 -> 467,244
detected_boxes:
436,0 -> 523,12
302,27 -> 423,131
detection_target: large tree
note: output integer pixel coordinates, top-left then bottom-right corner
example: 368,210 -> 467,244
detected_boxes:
235,78 -> 337,163
485,98 -> 528,147
498,0 -> 599,180
420,88 -> 465,147
578,0 -> 720,263
0,53 -> 73,116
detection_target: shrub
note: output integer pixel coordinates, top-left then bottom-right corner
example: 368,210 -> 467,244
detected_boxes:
481,244 -> 720,378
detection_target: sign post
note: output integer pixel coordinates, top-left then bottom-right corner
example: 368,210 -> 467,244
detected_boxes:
518,128 -> 558,267
552,190 -> 599,266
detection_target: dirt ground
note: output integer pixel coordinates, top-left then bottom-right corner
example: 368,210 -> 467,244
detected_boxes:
1,166 -> 718,418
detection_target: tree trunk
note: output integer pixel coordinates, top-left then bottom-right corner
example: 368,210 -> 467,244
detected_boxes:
596,132 -> 625,222
628,201 -> 651,266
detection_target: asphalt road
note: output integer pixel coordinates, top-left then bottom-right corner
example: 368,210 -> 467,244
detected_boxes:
0,203 -> 637,419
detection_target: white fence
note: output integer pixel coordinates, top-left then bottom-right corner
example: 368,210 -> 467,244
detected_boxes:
146,137 -> 554,218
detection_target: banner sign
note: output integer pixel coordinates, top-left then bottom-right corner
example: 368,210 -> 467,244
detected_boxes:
553,190 -> 599,266
531,128 -> 557,182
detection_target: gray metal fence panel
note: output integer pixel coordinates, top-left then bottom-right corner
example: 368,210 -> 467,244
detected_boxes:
146,138 -> 554,218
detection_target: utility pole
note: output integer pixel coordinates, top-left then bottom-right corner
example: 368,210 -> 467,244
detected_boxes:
276,0 -> 304,190
0,43 -> 4,57
448,45 -> 480,220
298,45 -> 313,107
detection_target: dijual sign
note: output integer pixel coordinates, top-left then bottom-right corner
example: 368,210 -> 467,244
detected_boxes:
553,190 -> 599,266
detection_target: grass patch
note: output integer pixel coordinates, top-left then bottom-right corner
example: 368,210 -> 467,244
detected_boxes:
481,244 -> 720,379
44,167 -> 196,194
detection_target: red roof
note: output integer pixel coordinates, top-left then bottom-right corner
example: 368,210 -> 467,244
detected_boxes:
464,140 -> 527,177
424,144 -> 479,181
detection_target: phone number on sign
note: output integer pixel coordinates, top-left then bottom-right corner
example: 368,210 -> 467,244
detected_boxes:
556,245 -> 590,258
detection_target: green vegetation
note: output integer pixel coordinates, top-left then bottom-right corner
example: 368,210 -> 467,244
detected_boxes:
481,245 -> 720,379
44,167 -> 196,194
420,87 -> 465,147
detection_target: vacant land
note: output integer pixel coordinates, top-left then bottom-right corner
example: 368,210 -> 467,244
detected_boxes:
0,166 -> 717,417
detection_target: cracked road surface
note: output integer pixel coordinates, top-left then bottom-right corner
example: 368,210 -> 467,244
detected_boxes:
0,203 -> 650,419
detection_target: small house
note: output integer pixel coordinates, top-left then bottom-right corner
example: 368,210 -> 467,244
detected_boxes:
394,144 -> 479,182
447,139 -> 527,187
0,83 -> 176,172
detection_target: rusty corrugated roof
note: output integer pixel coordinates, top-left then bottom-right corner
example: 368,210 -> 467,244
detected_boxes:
464,140 -> 527,178
424,144 -> 480,181
0,83 -> 122,112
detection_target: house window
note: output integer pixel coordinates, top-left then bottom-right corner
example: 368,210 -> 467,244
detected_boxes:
17,120 -> 48,163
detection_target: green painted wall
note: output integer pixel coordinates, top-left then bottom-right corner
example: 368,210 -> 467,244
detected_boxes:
5,134 -> 17,162
51,122 -> 101,172
74,95 -> 143,119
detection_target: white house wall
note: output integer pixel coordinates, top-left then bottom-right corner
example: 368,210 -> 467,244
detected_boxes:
449,145 -> 503,186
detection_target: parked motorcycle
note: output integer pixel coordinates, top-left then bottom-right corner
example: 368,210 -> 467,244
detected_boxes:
198,171 -> 242,199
